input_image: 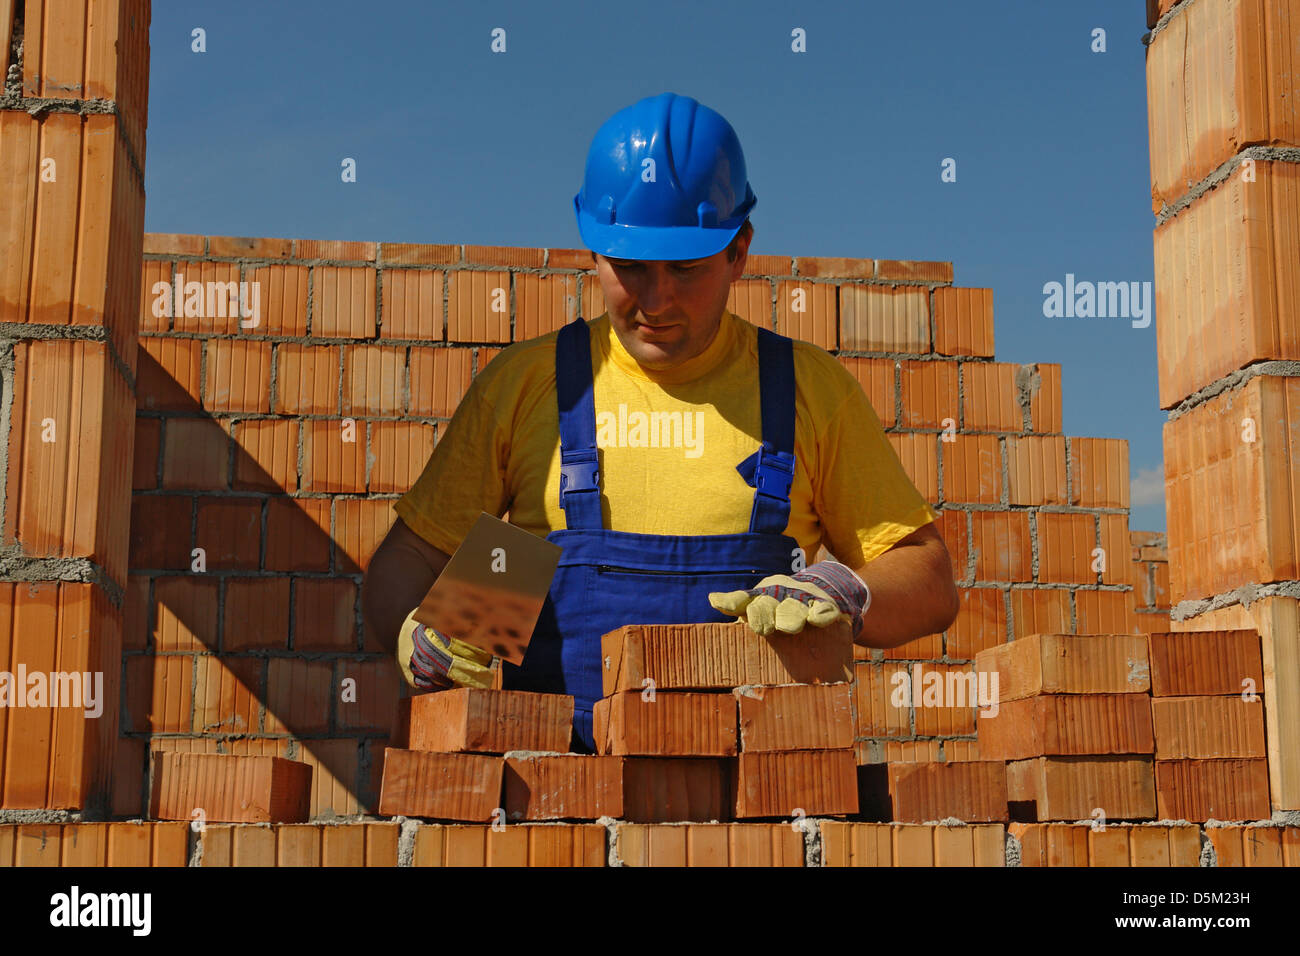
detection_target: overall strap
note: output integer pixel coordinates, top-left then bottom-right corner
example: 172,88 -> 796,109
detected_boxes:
554,316 -> 604,530
740,326 -> 797,535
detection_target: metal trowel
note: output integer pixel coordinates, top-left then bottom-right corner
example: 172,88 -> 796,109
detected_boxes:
412,511 -> 562,665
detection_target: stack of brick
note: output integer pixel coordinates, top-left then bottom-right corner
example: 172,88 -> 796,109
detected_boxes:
976,633 -> 1157,822
596,620 -> 858,821
1128,531 -> 1171,631
1148,630 -> 1270,821
0,0 -> 149,813
1144,0 -> 1300,813
378,687 -> 572,821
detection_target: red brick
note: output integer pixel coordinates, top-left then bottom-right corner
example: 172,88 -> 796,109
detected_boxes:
369,421 -> 436,493
128,495 -> 192,570
377,748 -> 503,821
735,682 -> 853,751
133,417 -> 161,490
411,822 -> 606,866
1069,438 -> 1129,509
962,362 -> 1022,432
245,264 -> 308,336
1074,589 -> 1140,635
223,577 -> 291,652
621,758 -> 732,823
1207,826 -> 1300,867
122,654 -> 194,734
945,587 -> 1005,660
447,270 -> 511,342
334,498 -> 394,573
150,752 -> 312,823
152,576 -> 219,652
207,235 -> 294,259
169,262 -> 247,335
909,663 -> 981,735
1164,376 -> 1300,599
774,280 -> 837,350
342,346 -> 405,416
880,630 -> 944,661
265,497 -> 331,572
1035,512 -> 1097,584
1151,696 -> 1267,759
1006,756 -> 1156,821
516,272 -> 578,340
294,577 -> 358,652
312,267 -> 376,338
970,511 -> 1032,582
1011,822 -> 1090,866
380,243 -> 459,266
899,360 -> 959,429
876,260 -> 952,283
264,658 -> 334,735
976,694 -> 1154,760
1005,436 -> 1068,505
852,661 -> 910,738
601,620 -> 853,696
194,497 -> 261,570
504,754 -> 624,821
381,268 -> 443,341
408,347 -> 474,417
161,417 -> 230,491
887,433 -> 938,503
123,573 -> 151,651
144,234 -> 206,256
464,246 -> 543,268
839,285 -> 930,353
793,256 -> 874,279
821,821 -> 1004,867
933,287 -> 994,357
943,434 -> 1001,503
273,345 -> 340,415
837,357 -> 896,427
194,655 -> 263,735
1024,364 -> 1062,434
337,658 -> 402,733
615,823 -> 804,867
295,239 -> 377,261
204,339 -> 272,413
1155,758 -> 1271,822
888,761 -> 1008,823
410,688 -> 573,754
233,419 -> 299,493
735,750 -> 857,818
301,419 -> 366,492
934,509 -> 969,583
742,254 -> 794,277
975,633 -> 1151,701
297,739 -> 363,817
1147,630 -> 1263,696
595,691 -> 736,756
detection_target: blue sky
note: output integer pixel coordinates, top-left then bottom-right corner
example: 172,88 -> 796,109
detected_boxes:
145,0 -> 1168,531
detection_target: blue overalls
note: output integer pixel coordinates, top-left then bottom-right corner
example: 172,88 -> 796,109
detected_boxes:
501,314 -> 803,753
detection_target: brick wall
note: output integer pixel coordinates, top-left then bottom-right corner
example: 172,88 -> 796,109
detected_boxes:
0,0 -> 150,811
118,232 -> 1147,814
1145,0 -> 1300,809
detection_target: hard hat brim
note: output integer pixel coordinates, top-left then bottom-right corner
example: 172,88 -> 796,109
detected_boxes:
574,193 -> 754,262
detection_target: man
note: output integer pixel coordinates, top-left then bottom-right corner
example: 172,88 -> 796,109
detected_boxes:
362,91 -> 959,752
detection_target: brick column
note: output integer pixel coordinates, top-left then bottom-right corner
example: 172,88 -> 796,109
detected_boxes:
1144,0 -> 1300,810
0,0 -> 150,811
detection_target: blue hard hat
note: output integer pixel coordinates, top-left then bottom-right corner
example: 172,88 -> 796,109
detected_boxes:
573,92 -> 757,262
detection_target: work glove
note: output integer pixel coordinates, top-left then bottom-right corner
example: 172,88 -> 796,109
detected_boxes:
708,560 -> 871,639
396,607 -> 494,691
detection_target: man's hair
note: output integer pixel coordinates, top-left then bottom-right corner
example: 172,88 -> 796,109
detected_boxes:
590,219 -> 755,266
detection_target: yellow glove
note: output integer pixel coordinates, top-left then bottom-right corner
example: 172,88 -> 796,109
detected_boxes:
708,560 -> 871,638
396,608 -> 494,690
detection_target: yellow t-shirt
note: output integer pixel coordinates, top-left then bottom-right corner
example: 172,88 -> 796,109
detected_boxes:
395,309 -> 937,572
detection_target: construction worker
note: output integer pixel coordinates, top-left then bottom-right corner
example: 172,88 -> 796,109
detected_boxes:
362,92 -> 959,752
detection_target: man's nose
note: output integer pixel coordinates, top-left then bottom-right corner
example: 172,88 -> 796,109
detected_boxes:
630,265 -> 679,313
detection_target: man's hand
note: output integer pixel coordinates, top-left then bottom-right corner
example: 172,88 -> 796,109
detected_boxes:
708,560 -> 871,639
398,608 -> 495,690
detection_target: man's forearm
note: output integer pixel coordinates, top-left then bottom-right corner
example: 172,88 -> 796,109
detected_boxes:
361,542 -> 445,655
851,536 -> 959,649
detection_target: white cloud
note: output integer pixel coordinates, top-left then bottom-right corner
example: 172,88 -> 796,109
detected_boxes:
1129,465 -> 1165,507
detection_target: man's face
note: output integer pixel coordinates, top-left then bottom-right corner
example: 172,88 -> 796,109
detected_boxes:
593,229 -> 750,370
